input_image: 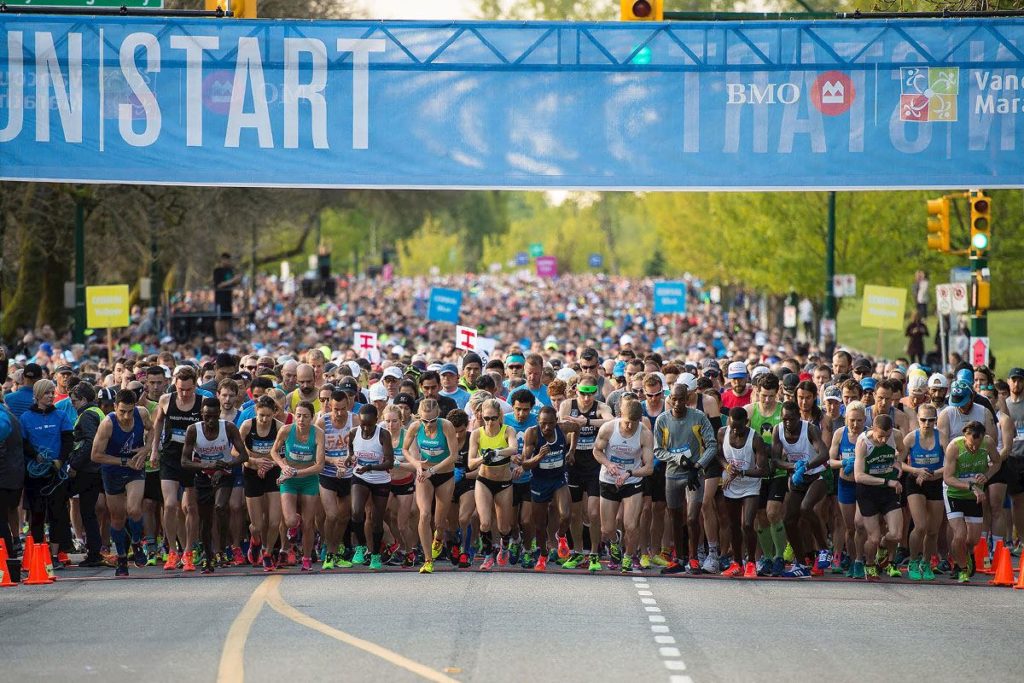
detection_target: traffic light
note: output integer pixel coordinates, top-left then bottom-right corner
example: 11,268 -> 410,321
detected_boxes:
972,270 -> 991,311
621,0 -> 664,21
969,190 -> 991,258
925,196 -> 951,253
205,1 -> 257,18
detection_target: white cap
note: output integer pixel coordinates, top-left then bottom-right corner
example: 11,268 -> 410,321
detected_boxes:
727,361 -> 748,379
908,374 -> 928,393
928,373 -> 949,389
368,383 -> 388,402
390,344 -> 406,357
556,367 -> 577,382
346,361 -> 361,378
750,366 -> 770,380
619,334 -> 634,347
381,366 -> 403,380
676,372 -> 697,391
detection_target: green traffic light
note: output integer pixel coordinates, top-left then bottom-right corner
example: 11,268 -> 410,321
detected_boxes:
972,232 -> 989,250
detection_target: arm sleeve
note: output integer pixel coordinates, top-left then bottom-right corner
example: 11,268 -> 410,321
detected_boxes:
652,414 -> 674,464
695,415 -> 719,469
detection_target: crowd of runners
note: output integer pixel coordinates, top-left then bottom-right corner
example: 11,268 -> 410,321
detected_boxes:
1,274 -> 1021,584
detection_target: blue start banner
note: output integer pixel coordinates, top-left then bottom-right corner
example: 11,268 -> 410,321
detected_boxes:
427,287 -> 462,324
653,282 -> 687,314
2,16 -> 1024,190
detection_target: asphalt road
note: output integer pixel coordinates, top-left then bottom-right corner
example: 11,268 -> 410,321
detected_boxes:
2,565 -> 1022,683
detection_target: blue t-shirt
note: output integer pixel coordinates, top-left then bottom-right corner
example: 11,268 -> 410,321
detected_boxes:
19,406 -> 75,472
527,384 -> 551,414
440,387 -> 471,410
504,413 -> 538,484
4,387 -> 35,419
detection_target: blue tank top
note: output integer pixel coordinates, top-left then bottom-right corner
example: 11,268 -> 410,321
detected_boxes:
532,426 -> 569,480
838,427 -> 857,459
285,425 -> 318,468
505,414 -> 537,484
416,422 -> 450,464
908,430 -> 943,471
105,409 -> 145,457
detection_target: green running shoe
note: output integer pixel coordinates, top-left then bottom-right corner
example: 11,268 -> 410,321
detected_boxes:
886,564 -> 902,578
609,543 -> 623,564
352,546 -> 367,565
369,554 -> 383,570
783,542 -> 795,562
621,555 -> 633,573
588,554 -> 602,572
921,562 -> 936,581
957,569 -> 970,584
907,558 -> 922,581
865,565 -> 879,581
851,560 -> 866,579
562,553 -> 582,570
322,553 -> 335,571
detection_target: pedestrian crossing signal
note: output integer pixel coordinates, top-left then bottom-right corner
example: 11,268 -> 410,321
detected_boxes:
205,1 -> 257,18
621,0 -> 664,21
925,196 -> 950,253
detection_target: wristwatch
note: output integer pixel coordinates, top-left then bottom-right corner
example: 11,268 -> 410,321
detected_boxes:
121,457 -> 127,467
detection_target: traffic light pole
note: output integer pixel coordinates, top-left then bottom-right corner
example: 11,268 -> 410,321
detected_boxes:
971,256 -> 988,338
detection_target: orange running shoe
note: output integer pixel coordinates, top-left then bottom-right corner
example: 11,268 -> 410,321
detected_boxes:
163,550 -> 179,571
743,561 -> 757,578
232,546 -> 245,566
535,554 -> 548,572
556,535 -> 570,560
182,550 -> 196,572
722,561 -> 742,577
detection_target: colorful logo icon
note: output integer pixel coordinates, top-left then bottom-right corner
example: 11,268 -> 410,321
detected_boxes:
900,67 -> 959,122
811,71 -> 854,116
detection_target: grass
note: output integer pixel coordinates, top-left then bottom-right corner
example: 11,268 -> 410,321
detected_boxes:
836,298 -> 1024,371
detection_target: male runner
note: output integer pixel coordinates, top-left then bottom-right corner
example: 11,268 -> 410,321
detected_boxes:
853,414 -> 907,581
522,406 -> 573,571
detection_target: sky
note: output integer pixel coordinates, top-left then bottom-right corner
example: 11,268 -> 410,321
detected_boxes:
360,1 -> 480,20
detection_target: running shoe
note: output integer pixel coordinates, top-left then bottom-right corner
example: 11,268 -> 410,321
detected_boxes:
921,562 -> 936,581
479,554 -> 495,571
816,549 -> 832,571
301,556 -> 312,571
687,558 -> 700,575
535,554 -> 548,572
233,546 -> 246,566
508,541 -> 521,566
838,554 -> 852,575
145,547 -> 158,567
286,522 -> 300,543
851,560 -> 866,579
201,558 -> 214,575
893,547 -> 909,568
908,559 -> 922,581
562,553 -> 582,570
653,550 -> 672,567
743,561 -> 757,578
322,554 -> 336,571
810,563 -> 824,577
419,560 -> 434,574
957,569 -> 970,584
458,552 -> 471,569
431,538 -> 443,560
247,541 -> 259,566
756,557 -> 771,577
352,546 -> 367,565
935,558 -> 950,575
783,542 -> 795,562
639,553 -> 652,570
886,564 -> 902,578
782,562 -> 811,578
262,551 -> 275,572
588,554 -> 602,572
164,550 -> 179,571
621,555 -> 633,573
334,555 -> 353,568
115,557 -> 129,577
387,549 -> 405,567
722,561 -> 742,577
404,551 -> 417,569
865,565 -> 880,582
369,554 -> 383,570
557,535 -> 571,560
609,543 -> 623,565
875,547 -> 891,570
182,551 -> 196,572
131,543 -> 147,568
701,554 -> 720,575
770,557 -> 785,577
78,555 -> 105,568
520,549 -> 535,570
660,561 -> 686,575
287,547 -> 297,566
497,548 -> 510,567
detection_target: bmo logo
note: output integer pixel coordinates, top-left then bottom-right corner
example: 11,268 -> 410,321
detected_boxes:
726,82 -> 800,105
811,71 -> 855,116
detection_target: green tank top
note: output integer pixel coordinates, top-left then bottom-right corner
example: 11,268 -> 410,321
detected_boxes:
862,433 -> 898,481
947,436 -> 989,500
285,425 -> 318,468
751,402 -> 784,477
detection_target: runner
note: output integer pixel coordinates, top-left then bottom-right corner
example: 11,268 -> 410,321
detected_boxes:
853,414 -> 906,581
828,400 -> 867,578
719,407 -> 768,578
447,408 -> 477,569
315,388 -> 355,570
505,388 -> 538,568
468,398 -> 520,571
346,404 -> 395,571
1005,367 -> 1024,556
522,406 -> 574,571
404,398 -> 458,574
270,401 -> 325,571
721,361 -> 753,410
942,421 -> 998,583
89,389 -> 153,576
902,403 -> 945,581
239,395 -> 284,571
746,372 -> 787,576
593,399 -> 654,573
383,404 -> 416,567
180,398 -> 248,574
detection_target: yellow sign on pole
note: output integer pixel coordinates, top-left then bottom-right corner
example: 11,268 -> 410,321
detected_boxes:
860,285 -> 907,331
86,285 -> 130,329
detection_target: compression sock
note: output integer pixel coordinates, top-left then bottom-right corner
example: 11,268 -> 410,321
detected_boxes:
127,518 -> 144,544
111,526 -> 128,557
481,531 -> 494,555
769,522 -> 787,560
582,524 -> 591,551
756,527 -> 774,559
462,524 -> 473,554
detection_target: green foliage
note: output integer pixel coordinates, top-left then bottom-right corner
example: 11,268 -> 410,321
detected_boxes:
397,217 -> 466,275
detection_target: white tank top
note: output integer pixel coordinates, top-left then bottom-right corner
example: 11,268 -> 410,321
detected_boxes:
352,424 -> 390,485
600,420 -> 643,486
193,420 -> 231,468
943,402 -> 988,440
323,412 -> 355,479
723,428 -> 761,499
779,420 -> 823,475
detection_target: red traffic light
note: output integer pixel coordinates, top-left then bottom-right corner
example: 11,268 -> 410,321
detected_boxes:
632,1 -> 653,18
974,199 -> 989,214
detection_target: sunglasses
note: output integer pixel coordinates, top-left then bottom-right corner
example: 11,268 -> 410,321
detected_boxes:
421,417 -> 438,425
507,365 -> 524,371
645,392 -> 662,398
482,415 -> 499,422
581,364 -> 599,371
920,417 -> 937,423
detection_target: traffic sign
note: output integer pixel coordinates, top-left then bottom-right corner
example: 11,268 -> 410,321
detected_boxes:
588,253 -> 603,269
970,337 -> 990,367
832,274 -> 856,298
936,284 -> 953,315
7,1 -> 164,6
951,282 -> 969,313
514,252 -> 529,266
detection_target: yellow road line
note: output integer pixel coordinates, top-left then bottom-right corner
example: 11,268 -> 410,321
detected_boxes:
265,579 -> 458,683
217,575 -> 280,683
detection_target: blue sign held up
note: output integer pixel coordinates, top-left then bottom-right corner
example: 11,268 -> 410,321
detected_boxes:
427,288 -> 462,323
588,253 -> 604,269
515,252 -> 530,267
653,282 -> 687,314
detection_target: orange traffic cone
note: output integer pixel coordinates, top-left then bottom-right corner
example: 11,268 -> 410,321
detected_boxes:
23,543 -> 52,585
41,544 -> 56,582
1014,559 -> 1024,590
23,534 -> 34,570
990,545 -> 1014,586
0,539 -> 15,587
973,537 -> 993,575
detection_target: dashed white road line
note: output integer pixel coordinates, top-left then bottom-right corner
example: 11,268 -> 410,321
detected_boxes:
632,577 -> 689,681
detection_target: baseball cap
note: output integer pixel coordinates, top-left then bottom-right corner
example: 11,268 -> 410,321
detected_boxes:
928,373 -> 949,389
907,374 -> 927,393
619,334 -> 634,347
368,383 -> 388,402
782,373 -> 800,391
97,387 -> 118,404
23,363 -> 43,381
556,367 -> 577,382
393,393 -> 415,409
346,361 -> 362,378
853,357 -> 872,372
949,380 -> 973,407
676,372 -> 697,391
727,361 -> 748,379
750,365 -> 770,381
338,377 -> 359,394
1009,367 -> 1024,380
54,365 -> 74,375
823,385 -> 842,402
439,363 -> 459,376
381,366 -> 403,381
233,371 -> 253,384
860,377 -> 877,391
612,360 -> 626,377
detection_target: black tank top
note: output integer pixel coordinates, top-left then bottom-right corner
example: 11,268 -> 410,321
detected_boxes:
455,432 -> 472,470
570,399 -> 600,469
245,419 -> 279,456
162,394 -> 202,450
